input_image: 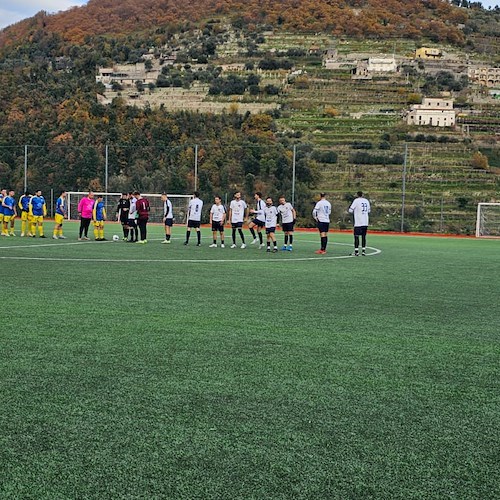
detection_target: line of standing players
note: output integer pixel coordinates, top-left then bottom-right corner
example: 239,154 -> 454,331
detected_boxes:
1,187 -> 370,255
116,189 -> 371,254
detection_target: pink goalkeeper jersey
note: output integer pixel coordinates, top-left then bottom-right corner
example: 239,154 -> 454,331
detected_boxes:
78,197 -> 94,218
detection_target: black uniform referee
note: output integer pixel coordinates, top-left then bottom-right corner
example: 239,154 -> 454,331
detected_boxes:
116,193 -> 130,240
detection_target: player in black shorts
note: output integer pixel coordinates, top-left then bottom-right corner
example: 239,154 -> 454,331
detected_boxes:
116,193 -> 130,241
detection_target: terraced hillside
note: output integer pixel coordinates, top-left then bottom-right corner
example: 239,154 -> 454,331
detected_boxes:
272,63 -> 498,233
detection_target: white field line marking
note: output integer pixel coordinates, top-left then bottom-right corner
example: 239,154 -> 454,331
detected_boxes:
0,240 -> 381,263
0,237 -> 367,249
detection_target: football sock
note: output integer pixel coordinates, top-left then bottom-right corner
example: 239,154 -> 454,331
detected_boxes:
321,236 -> 327,250
258,232 -> 263,244
232,229 -> 236,244
284,234 -> 288,245
21,221 -> 27,234
250,227 -> 256,239
213,239 -> 217,244
94,228 -> 99,239
38,226 -> 44,237
166,234 -> 171,241
185,231 -> 191,243
238,228 -> 245,242
123,227 -> 128,238
354,235 -> 360,248
289,235 -> 293,245
197,231 -> 201,244
362,235 -> 367,247
99,229 -> 104,239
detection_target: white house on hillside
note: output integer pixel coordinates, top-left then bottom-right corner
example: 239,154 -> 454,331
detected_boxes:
406,98 -> 456,127
96,63 -> 160,88
367,57 -> 397,72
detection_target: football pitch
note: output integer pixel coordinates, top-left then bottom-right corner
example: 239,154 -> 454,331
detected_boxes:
1,223 -> 499,499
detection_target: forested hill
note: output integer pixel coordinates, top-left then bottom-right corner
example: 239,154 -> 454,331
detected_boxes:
1,0 -> 469,50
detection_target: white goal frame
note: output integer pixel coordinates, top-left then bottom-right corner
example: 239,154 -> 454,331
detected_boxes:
66,192 -> 192,224
475,202 -> 500,238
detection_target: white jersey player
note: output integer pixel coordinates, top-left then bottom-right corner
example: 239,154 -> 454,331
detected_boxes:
248,192 -> 266,247
161,193 -> 173,244
127,194 -> 138,242
312,192 -> 332,254
228,191 -> 247,248
209,196 -> 226,248
264,197 -> 278,253
184,191 -> 204,246
348,191 -> 371,256
277,196 -> 296,251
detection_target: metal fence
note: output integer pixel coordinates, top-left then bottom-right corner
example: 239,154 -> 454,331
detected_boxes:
0,142 -> 497,234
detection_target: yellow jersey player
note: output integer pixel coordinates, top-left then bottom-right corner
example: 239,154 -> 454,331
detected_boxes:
29,190 -> 47,238
53,191 -> 67,239
2,190 -> 17,236
18,191 -> 32,237
92,195 -> 107,241
0,189 -> 6,235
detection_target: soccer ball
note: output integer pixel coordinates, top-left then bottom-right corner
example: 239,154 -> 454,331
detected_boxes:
112,234 -> 120,241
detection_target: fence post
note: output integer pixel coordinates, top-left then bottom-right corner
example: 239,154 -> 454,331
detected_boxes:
105,144 -> 109,211
194,144 -> 198,192
24,145 -> 28,191
440,194 -> 444,233
401,143 -> 408,233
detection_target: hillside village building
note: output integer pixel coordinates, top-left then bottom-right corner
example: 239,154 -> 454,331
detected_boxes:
367,57 -> 397,72
406,98 -> 456,127
353,56 -> 398,78
468,66 -> 500,88
96,63 -> 161,88
323,48 -> 343,69
415,47 -> 443,59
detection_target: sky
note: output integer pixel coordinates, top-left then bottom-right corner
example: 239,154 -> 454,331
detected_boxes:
0,0 -> 88,31
0,0 -> 499,31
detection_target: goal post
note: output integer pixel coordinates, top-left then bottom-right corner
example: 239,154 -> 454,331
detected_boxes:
66,192 -> 192,224
475,203 -> 500,238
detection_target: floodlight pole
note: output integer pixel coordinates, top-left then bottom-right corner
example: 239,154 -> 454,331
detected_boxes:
401,143 -> 408,233
292,144 -> 296,207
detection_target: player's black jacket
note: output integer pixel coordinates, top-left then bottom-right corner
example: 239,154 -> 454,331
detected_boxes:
116,199 -> 130,222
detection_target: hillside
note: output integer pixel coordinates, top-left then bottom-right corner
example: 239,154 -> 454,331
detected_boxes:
0,1 -> 499,233
0,0 -> 469,49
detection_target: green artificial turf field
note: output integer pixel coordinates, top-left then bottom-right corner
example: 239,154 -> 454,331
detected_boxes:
1,222 -> 499,499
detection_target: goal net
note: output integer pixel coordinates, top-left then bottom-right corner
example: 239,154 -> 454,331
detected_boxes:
66,192 -> 192,224
475,203 -> 500,238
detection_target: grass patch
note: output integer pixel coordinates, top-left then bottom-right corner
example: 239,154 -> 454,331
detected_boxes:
1,223 -> 499,498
